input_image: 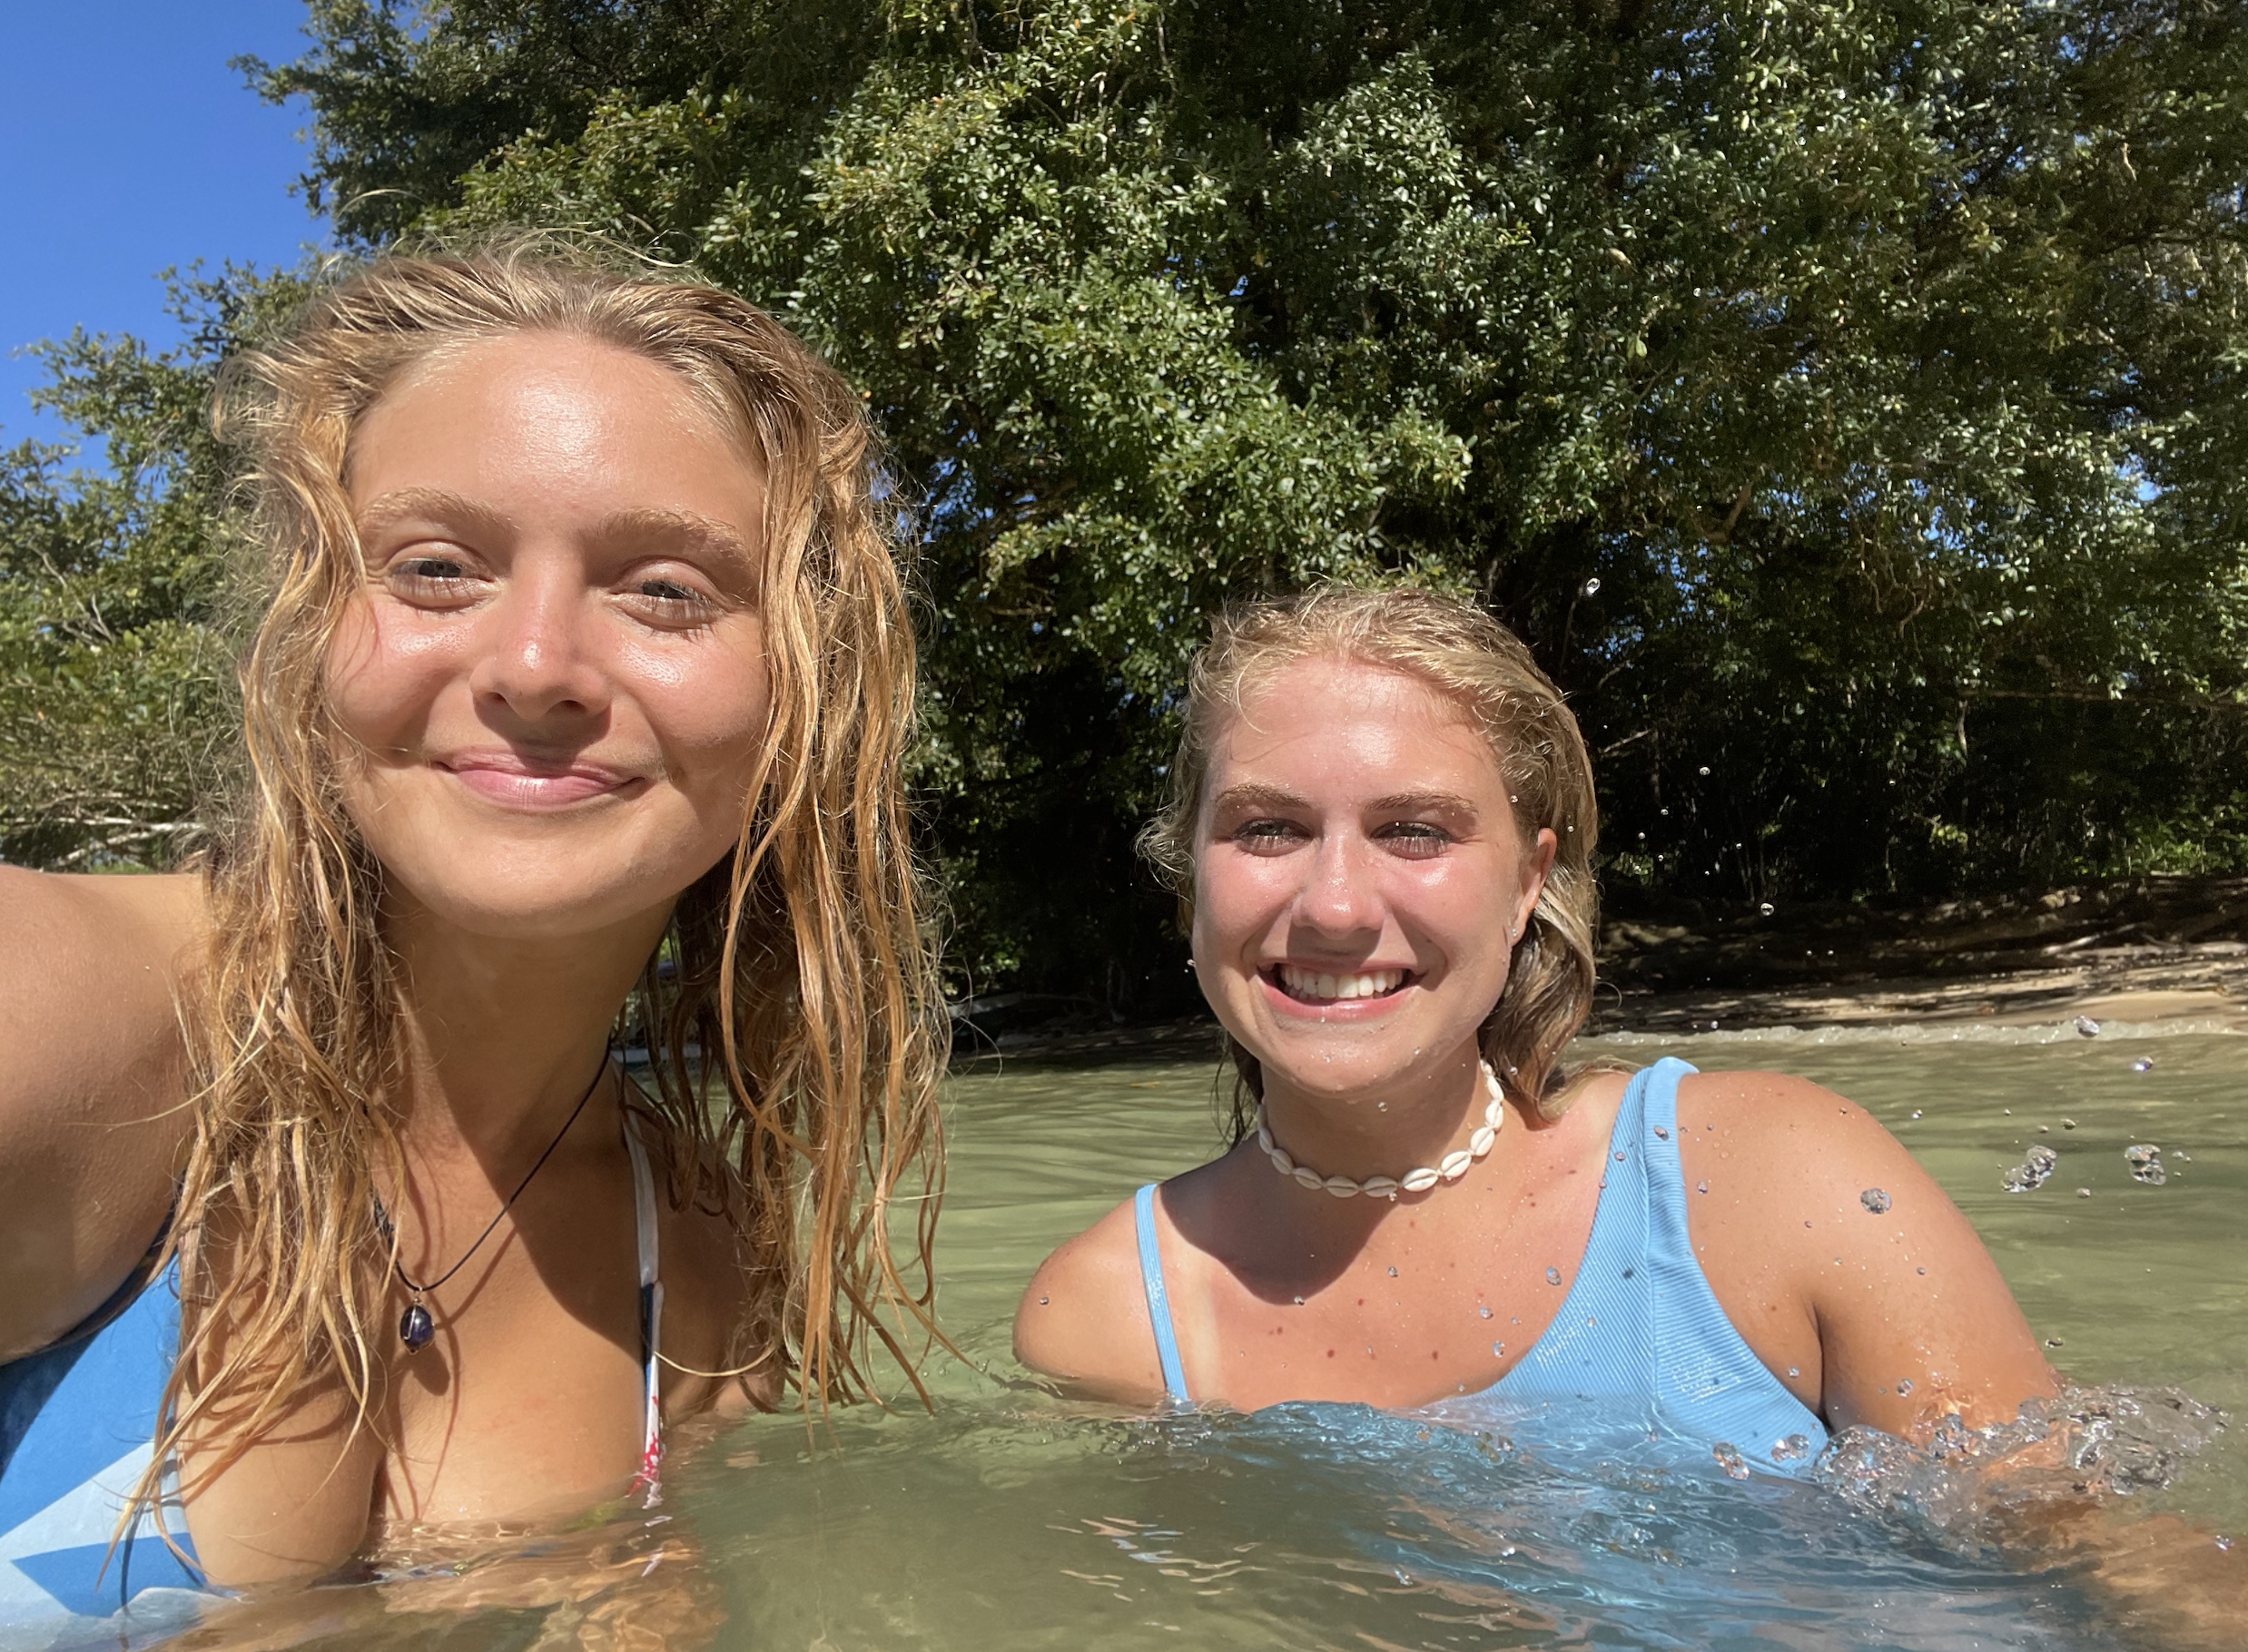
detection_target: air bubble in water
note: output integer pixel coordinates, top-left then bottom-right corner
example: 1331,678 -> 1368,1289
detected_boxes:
1545,1266 -> 1563,1285
1580,576 -> 1601,596
2125,1144 -> 2166,1185
2002,1145 -> 2058,1193
1860,1187 -> 1891,1214
1698,765 -> 1711,776
1711,1441 -> 1750,1480
2075,1016 -> 2101,1037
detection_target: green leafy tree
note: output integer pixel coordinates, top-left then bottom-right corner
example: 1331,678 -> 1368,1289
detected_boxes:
19,0 -> 2244,994
0,279 -> 263,868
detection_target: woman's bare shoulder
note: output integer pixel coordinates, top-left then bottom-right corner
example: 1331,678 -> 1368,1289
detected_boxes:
0,867 -> 208,1357
1012,1188 -> 1168,1403
1676,1066 -> 2054,1430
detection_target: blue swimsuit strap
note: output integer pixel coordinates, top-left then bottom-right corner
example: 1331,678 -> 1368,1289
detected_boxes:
1133,1184 -> 1190,1404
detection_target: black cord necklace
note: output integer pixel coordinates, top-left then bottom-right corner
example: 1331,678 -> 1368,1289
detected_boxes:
374,1055 -> 611,1353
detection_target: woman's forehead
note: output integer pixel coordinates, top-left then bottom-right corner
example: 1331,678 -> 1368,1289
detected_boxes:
1211,655 -> 1496,782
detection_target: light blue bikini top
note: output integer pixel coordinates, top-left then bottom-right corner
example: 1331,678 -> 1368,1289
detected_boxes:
1133,1057 -> 1829,1477
0,1108 -> 670,1634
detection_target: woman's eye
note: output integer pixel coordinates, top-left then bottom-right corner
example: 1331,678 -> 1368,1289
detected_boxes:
1232,820 -> 1306,853
621,575 -> 716,625
387,556 -> 475,594
1377,822 -> 1452,859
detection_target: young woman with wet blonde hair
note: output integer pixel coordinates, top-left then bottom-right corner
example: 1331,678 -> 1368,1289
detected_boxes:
1017,585 -> 2054,1464
0,241 -> 942,1620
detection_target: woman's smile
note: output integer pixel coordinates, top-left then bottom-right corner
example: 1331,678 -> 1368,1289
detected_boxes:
434,749 -> 653,809
1265,963 -> 1415,1008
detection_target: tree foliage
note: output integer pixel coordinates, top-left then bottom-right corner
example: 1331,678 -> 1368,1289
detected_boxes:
0,280 -> 263,867
13,1 -> 2247,995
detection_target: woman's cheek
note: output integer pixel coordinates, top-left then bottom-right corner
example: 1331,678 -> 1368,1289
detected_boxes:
321,598 -> 461,749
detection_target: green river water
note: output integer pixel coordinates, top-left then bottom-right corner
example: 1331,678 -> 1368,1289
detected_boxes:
170,1020 -> 2248,1652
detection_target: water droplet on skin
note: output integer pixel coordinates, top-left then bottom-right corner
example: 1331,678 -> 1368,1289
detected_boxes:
2075,1016 -> 2101,1037
1759,901 -> 1775,917
1293,1295 -> 1305,1305
1580,576 -> 1601,596
1697,1179 -> 1709,1194
1387,1265 -> 1398,1277
1898,1379 -> 1914,1396
2217,1535 -> 2234,1552
1860,1187 -> 1891,1214
1493,1341 -> 1505,1356
1544,1266 -> 1562,1285
1038,1295 -> 1049,1305
1917,1266 -> 1927,1275
1787,1366 -> 1800,1379
1479,1305 -> 1493,1318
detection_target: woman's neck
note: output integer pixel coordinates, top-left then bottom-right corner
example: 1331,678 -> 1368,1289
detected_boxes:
1255,1037 -> 1494,1185
381,892 -> 674,1164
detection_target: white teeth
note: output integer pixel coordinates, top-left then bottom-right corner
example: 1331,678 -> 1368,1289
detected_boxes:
1277,966 -> 1404,1001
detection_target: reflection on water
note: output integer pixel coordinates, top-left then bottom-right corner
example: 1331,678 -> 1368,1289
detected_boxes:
160,1024 -> 2248,1648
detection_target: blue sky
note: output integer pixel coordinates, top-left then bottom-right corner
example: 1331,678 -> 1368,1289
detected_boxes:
0,1 -> 323,450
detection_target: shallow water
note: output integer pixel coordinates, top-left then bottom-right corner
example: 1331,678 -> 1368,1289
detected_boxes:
160,1023 -> 2248,1649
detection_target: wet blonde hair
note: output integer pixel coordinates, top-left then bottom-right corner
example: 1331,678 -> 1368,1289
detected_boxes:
146,239 -> 942,1511
1141,585 -> 1599,1126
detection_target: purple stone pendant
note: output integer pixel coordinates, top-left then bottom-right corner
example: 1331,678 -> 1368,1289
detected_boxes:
399,1301 -> 435,1353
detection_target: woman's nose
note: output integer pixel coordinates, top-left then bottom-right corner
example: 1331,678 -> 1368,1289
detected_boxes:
468,573 -> 611,724
1293,832 -> 1385,937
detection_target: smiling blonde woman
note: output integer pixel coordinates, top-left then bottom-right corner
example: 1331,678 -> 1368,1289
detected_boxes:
1016,586 -> 2053,1461
0,242 -> 941,1623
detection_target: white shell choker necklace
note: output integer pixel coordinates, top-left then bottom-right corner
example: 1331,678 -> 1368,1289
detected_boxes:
1256,1059 -> 1506,1200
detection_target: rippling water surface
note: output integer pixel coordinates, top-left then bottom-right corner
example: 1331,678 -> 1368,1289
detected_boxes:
169,1022 -> 2248,1650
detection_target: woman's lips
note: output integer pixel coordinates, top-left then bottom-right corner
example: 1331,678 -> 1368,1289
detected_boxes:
1263,963 -> 1415,1008
437,755 -> 643,808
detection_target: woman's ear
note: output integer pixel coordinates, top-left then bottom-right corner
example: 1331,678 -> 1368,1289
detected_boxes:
1518,826 -> 1560,931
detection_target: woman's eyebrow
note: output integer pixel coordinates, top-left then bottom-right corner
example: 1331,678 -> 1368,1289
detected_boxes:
597,506 -> 754,565
1366,791 -> 1481,816
1210,782 -> 1310,813
356,487 -> 515,542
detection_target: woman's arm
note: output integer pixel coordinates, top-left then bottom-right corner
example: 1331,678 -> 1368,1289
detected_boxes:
1678,1070 -> 2056,1434
0,865 -> 204,1359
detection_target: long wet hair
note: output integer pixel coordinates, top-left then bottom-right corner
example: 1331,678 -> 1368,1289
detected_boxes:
144,239 -> 944,1512
1140,585 -> 1600,1133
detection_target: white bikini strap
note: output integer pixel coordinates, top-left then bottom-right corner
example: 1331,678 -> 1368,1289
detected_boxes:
621,1106 -> 665,1503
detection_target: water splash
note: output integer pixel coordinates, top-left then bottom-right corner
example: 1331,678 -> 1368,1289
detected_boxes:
2075,1016 -> 2102,1037
1816,1385 -> 2225,1540
2001,1145 -> 2058,1193
2125,1144 -> 2166,1185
